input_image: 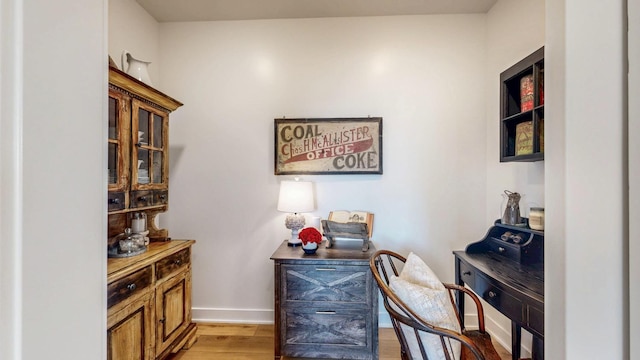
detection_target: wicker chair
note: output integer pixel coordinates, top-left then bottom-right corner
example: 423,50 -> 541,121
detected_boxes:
370,250 -> 502,360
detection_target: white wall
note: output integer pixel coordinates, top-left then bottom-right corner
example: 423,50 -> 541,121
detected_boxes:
546,0 -> 627,359
1,0 -> 107,359
108,0 -> 161,88
485,0 -> 545,220
484,0 -> 545,354
154,15 -> 488,323
0,1 -> 23,358
629,0 -> 639,358
544,0 -> 567,357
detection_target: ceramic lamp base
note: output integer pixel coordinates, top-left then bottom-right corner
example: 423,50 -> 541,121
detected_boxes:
285,213 -> 305,246
288,235 -> 302,246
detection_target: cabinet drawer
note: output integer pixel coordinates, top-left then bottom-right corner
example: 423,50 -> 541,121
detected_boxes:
282,264 -> 370,304
130,190 -> 153,208
459,261 -> 475,288
108,192 -> 125,212
107,266 -> 152,308
156,248 -> 190,281
281,307 -> 374,359
155,190 -> 168,205
475,273 -> 523,323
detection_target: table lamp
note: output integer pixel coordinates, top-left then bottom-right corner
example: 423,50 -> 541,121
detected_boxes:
277,179 -> 315,246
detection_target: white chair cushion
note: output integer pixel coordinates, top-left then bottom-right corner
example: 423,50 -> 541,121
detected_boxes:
389,252 -> 461,360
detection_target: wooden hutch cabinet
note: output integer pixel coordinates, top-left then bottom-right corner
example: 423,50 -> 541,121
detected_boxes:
107,66 -> 197,360
108,66 -> 180,240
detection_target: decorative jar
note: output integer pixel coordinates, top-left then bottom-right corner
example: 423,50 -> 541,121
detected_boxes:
529,207 -> 545,231
301,242 -> 318,255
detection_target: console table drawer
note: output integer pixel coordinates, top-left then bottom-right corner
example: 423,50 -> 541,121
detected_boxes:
282,264 -> 370,304
475,273 -> 523,323
107,265 -> 152,308
527,305 -> 544,338
281,307 -> 374,359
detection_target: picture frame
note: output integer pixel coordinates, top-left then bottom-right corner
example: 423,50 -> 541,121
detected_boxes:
274,117 -> 383,175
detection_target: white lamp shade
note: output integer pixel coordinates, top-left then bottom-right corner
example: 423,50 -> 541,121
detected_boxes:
277,180 -> 314,213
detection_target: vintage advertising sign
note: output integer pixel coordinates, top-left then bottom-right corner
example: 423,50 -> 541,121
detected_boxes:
274,118 -> 383,175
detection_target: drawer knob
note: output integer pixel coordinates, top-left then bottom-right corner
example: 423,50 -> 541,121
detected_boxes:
160,195 -> 167,200
463,271 -> 471,276
315,311 -> 337,315
316,268 -> 336,271
174,259 -> 182,265
498,247 -> 506,253
488,291 -> 497,298
109,198 -> 120,204
127,283 -> 136,291
138,196 -> 147,201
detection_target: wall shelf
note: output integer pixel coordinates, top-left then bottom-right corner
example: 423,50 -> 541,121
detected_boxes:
500,47 -> 545,162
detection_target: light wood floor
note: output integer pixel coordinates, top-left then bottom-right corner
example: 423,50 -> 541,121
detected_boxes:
168,323 -> 512,360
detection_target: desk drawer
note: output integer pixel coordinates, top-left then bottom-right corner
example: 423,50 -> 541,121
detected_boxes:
107,265 -> 152,308
282,265 -> 370,304
475,273 -> 523,323
156,248 -> 190,281
486,238 -> 521,260
459,261 -> 475,288
527,304 -> 544,338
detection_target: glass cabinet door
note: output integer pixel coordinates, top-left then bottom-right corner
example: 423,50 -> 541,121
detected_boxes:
108,89 -> 130,191
131,99 -> 168,190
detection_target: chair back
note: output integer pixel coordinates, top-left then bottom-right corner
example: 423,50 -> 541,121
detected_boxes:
369,250 -> 488,360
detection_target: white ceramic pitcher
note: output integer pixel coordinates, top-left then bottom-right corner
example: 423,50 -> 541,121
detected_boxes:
121,50 -> 153,86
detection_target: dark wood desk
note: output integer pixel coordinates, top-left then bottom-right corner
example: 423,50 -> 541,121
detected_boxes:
453,251 -> 544,360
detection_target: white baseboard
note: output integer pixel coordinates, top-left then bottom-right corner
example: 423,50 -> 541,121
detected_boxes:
192,307 -> 274,324
473,314 -> 532,358
378,311 -> 392,327
194,308 -> 397,327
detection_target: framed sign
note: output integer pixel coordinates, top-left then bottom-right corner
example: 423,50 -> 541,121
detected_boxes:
275,117 -> 383,175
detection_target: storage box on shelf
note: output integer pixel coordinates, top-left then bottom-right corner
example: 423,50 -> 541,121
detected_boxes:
500,47 -> 545,162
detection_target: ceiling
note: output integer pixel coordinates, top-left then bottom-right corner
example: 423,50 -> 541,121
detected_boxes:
135,0 -> 498,22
